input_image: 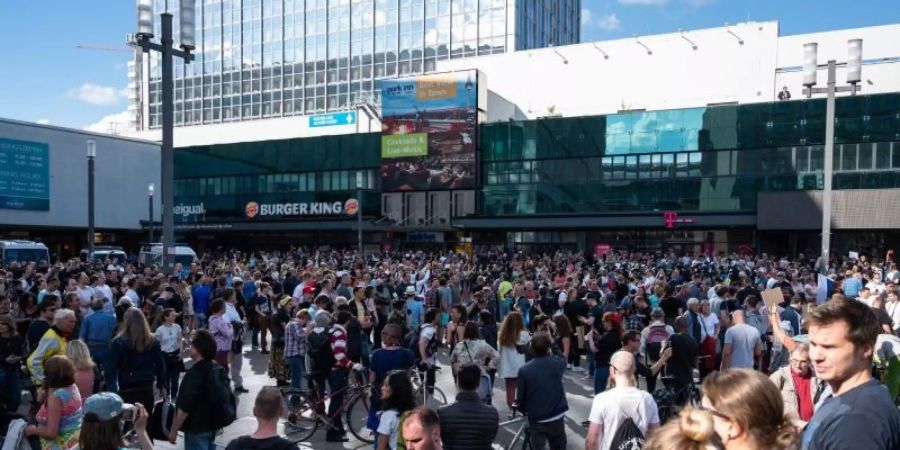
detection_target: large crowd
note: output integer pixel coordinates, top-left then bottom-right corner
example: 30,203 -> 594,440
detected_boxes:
0,247 -> 899,450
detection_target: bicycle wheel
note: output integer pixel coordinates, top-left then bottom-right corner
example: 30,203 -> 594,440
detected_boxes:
283,392 -> 320,443
346,392 -> 375,444
416,385 -> 448,408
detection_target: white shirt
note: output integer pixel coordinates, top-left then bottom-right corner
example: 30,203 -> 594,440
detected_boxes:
376,409 -> 400,450
75,285 -> 94,308
155,323 -> 183,353
225,302 -> 241,323
292,281 -> 306,300
700,313 -> 719,340
885,300 -> 900,331
588,386 -> 660,450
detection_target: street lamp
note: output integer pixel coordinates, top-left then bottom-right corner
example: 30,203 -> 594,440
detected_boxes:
133,0 -> 195,274
86,140 -> 96,257
148,182 -> 155,243
802,39 -> 863,272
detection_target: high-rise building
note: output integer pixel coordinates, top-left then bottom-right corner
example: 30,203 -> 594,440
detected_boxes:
134,0 -> 580,130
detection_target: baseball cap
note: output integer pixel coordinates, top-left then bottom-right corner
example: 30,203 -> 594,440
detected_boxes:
405,286 -> 416,296
303,285 -> 316,295
83,392 -> 127,422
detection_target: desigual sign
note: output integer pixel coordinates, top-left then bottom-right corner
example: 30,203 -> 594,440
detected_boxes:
245,199 -> 358,218
173,203 -> 206,218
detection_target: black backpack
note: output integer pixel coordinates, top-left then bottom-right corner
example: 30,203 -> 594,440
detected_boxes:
307,328 -> 335,374
404,324 -> 437,363
226,436 -> 297,450
207,363 -> 237,429
608,406 -> 645,450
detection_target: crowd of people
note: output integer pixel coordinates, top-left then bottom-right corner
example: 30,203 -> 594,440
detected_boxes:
0,247 -> 899,450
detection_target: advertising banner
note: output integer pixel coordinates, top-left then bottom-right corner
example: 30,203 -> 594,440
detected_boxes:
380,70 -> 478,191
0,138 -> 50,210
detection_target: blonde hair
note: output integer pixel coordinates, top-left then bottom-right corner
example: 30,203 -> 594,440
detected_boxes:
66,339 -> 95,370
117,307 -> 156,352
702,369 -> 798,450
644,408 -> 722,450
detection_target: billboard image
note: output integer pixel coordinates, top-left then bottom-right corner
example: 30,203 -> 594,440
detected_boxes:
0,138 -> 50,210
380,70 -> 478,191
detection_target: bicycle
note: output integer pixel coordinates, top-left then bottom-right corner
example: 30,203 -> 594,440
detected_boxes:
496,409 -> 531,450
410,365 -> 448,407
281,369 -> 374,443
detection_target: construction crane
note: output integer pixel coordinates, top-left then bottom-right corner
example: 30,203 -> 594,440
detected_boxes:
76,44 -> 134,53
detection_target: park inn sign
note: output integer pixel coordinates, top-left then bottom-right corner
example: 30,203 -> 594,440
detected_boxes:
245,199 -> 358,218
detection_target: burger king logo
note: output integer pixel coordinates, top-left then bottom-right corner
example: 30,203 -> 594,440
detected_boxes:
344,198 -> 359,216
245,201 -> 259,218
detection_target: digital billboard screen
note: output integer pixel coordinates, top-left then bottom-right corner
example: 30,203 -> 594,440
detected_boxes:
0,138 -> 50,210
380,70 -> 478,191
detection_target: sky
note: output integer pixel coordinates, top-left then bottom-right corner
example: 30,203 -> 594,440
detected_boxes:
0,0 -> 896,133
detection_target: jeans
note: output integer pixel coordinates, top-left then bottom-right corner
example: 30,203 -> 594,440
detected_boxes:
89,346 -> 116,392
184,430 -> 217,450
195,313 -> 208,330
585,347 -> 596,375
594,366 -> 610,395
529,418 -> 567,450
229,350 -> 244,388
327,368 -> 349,439
287,356 -> 306,392
0,366 -> 22,412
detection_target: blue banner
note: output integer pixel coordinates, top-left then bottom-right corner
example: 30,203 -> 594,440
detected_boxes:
309,111 -> 356,128
0,138 -> 49,210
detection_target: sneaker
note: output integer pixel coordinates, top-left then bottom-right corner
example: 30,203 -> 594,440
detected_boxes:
234,386 -> 249,393
567,364 -> 573,370
582,374 -> 593,381
261,349 -> 270,354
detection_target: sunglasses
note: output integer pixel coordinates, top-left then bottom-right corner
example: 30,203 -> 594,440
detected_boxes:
698,403 -> 730,420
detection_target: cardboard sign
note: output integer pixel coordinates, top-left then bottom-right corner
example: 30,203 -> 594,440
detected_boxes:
849,251 -> 860,260
761,288 -> 783,311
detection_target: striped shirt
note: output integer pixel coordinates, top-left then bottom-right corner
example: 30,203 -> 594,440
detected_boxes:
330,324 -> 352,369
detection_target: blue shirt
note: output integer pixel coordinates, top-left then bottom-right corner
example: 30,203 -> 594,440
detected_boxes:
80,311 -> 118,347
843,277 -> 863,297
803,379 -> 900,450
242,282 -> 257,302
406,299 -> 424,329
192,284 -> 212,315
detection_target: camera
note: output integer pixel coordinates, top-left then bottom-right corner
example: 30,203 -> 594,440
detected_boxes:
121,403 -> 135,422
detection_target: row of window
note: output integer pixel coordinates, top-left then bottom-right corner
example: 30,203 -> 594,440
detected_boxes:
175,169 -> 378,197
484,142 -> 900,185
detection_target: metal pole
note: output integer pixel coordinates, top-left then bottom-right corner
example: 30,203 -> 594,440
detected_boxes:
358,188 -> 363,258
87,154 -> 95,256
161,13 -> 175,274
149,195 -> 154,243
820,60 -> 836,273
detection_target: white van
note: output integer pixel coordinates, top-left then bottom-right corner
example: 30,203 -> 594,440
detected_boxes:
80,246 -> 128,265
1,240 -> 50,264
138,243 -> 197,268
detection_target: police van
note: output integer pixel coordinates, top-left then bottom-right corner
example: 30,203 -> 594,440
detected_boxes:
0,240 -> 50,264
79,245 -> 129,265
138,243 -> 197,268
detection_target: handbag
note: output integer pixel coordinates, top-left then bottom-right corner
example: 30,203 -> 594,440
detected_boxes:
464,342 -> 493,403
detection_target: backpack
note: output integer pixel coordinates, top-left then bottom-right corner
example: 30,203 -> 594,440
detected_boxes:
404,324 -> 437,363
395,411 -> 411,450
645,325 -> 669,362
207,363 -> 237,429
608,405 -> 645,450
307,328 -> 336,375
148,398 -> 176,441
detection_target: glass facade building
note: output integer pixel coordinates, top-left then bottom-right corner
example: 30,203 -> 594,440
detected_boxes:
145,0 -> 579,129
174,92 -> 900,217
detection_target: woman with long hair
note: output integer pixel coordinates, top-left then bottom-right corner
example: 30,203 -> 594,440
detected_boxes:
267,296 -> 292,387
701,369 -> 798,450
497,311 -> 529,414
25,355 -> 83,450
376,370 -> 418,450
65,339 -> 96,401
155,308 -> 184,399
445,304 -> 468,351
110,308 -> 166,412
0,314 -> 24,412
450,322 -> 499,404
644,407 -> 724,450
588,311 -> 622,394
80,392 -> 153,450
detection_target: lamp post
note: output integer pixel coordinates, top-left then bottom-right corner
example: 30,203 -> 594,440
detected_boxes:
148,182 -> 155,243
133,0 -> 195,274
86,140 -> 96,257
802,39 -> 862,273
357,171 -> 364,258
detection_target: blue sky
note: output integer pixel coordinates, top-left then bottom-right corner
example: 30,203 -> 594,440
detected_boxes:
0,1 -> 896,132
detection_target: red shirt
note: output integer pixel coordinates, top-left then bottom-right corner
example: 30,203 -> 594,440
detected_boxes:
791,369 -> 815,421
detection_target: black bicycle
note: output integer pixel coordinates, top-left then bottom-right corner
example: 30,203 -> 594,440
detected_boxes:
654,375 -> 701,424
